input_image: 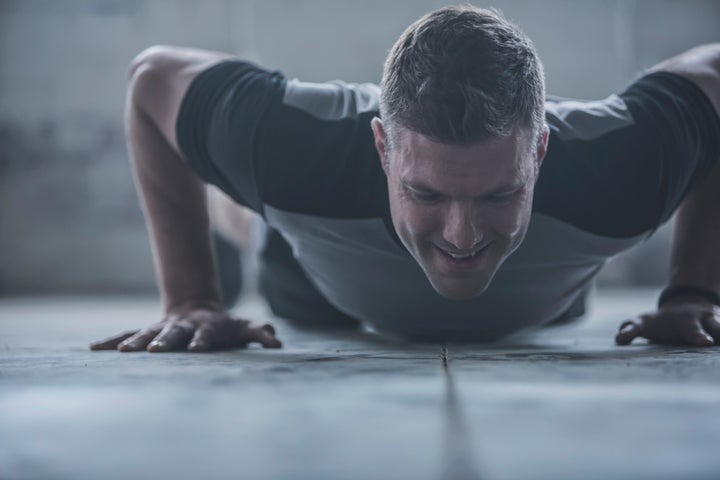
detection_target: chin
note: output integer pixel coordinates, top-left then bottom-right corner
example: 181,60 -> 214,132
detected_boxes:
427,276 -> 490,300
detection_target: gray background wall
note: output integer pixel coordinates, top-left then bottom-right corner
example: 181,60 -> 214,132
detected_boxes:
1,0 -> 718,295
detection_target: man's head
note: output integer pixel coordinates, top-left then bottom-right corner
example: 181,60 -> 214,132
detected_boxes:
371,5 -> 549,300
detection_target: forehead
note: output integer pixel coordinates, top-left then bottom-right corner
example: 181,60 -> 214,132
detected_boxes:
392,127 -> 535,194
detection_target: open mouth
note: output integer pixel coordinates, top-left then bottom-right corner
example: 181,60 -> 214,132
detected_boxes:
433,243 -> 489,264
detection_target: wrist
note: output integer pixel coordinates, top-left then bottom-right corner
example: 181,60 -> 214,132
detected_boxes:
657,284 -> 720,310
165,298 -> 224,316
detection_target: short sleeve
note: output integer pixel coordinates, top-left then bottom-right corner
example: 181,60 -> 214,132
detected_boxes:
175,60 -> 385,219
175,60 -> 286,213
535,71 -> 720,238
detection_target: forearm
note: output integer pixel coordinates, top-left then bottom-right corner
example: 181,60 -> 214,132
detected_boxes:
126,89 -> 221,313
668,159 -> 720,297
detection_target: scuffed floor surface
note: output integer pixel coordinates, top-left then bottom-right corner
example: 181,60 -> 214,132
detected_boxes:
1,289 -> 719,480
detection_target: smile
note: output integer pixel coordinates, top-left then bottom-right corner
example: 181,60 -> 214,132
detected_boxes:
434,244 -> 487,260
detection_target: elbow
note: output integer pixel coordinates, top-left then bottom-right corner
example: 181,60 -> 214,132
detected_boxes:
128,45 -> 174,82
126,46 -> 177,116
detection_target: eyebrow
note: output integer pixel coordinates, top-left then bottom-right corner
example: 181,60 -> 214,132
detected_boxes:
401,178 -> 524,196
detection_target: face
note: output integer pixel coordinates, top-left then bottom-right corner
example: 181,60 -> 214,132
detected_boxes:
371,119 -> 548,300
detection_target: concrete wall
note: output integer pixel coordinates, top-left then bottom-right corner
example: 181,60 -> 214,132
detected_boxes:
1,0 -> 719,294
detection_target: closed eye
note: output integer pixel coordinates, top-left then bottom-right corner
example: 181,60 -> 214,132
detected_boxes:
486,190 -> 520,203
402,183 -> 443,204
413,192 -> 443,204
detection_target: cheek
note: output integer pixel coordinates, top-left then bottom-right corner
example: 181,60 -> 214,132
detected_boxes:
403,203 -> 436,234
391,196 -> 439,238
484,197 -> 534,239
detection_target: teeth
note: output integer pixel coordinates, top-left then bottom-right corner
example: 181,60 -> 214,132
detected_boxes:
447,251 -> 473,259
440,246 -> 483,260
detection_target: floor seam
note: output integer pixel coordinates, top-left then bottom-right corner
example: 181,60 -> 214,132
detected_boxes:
440,342 -> 483,480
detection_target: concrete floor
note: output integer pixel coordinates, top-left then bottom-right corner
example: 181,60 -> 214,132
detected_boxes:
1,289 -> 719,480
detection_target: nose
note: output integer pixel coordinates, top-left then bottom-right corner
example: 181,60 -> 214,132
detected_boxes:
442,202 -> 482,251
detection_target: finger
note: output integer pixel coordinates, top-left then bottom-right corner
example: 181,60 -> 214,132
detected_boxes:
615,320 -> 642,346
680,322 -> 714,347
189,322 -> 274,352
148,322 -> 194,352
189,325 -> 253,352
701,315 -> 720,345
187,327 -> 216,352
254,323 -> 283,349
118,327 -> 162,352
89,330 -> 139,351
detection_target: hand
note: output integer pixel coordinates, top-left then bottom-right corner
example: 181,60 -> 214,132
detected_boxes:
90,305 -> 282,352
615,300 -> 720,347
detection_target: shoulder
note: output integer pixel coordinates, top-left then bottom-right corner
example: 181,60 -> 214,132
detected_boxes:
537,68 -> 720,239
258,78 -> 385,218
282,79 -> 380,120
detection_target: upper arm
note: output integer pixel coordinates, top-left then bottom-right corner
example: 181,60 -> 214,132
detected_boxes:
127,45 -> 234,154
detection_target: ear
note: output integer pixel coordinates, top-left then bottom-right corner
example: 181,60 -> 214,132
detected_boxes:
371,117 -> 389,175
534,124 -> 549,173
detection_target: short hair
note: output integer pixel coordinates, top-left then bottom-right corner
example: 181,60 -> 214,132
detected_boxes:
379,5 -> 545,149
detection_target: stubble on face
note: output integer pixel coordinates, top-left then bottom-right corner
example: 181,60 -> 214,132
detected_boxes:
373,120 -> 545,299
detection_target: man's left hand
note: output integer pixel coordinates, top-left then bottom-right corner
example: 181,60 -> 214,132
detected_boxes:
615,301 -> 720,346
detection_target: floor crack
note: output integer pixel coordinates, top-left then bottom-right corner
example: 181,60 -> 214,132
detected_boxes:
441,343 -> 450,369
439,342 -> 483,480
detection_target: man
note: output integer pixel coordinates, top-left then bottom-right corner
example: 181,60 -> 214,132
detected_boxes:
90,6 -> 720,353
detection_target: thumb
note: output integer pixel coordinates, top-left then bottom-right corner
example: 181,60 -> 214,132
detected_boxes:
256,324 -> 282,348
615,320 -> 641,345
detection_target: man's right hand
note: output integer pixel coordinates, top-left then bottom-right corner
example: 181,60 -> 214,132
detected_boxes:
89,305 -> 282,352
